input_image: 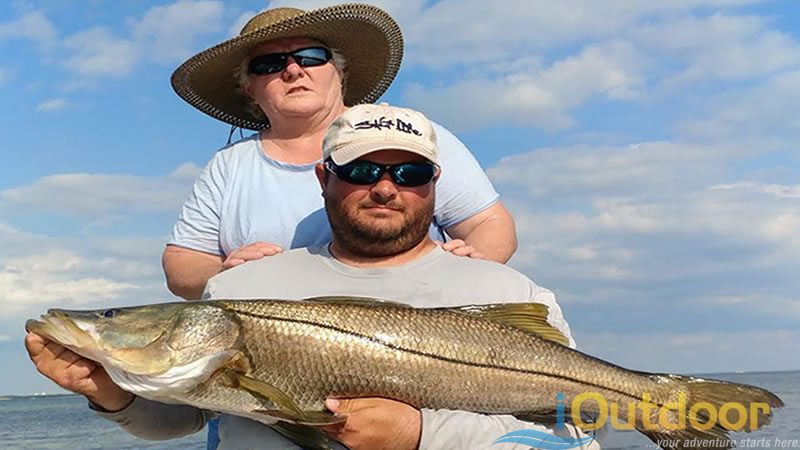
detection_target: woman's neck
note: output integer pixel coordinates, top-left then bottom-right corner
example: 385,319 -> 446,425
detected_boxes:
260,104 -> 347,165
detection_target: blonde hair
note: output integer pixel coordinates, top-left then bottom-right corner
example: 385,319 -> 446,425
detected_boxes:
235,47 -> 348,123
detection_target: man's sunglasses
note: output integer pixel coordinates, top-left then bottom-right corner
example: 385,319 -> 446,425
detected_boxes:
248,47 -> 332,75
325,160 -> 438,187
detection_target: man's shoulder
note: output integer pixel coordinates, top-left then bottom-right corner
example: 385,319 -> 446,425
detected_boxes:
434,251 -> 530,282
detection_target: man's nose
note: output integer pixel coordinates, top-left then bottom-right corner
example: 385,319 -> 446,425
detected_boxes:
369,175 -> 398,202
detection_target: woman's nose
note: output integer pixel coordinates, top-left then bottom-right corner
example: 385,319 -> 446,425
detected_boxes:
281,56 -> 305,79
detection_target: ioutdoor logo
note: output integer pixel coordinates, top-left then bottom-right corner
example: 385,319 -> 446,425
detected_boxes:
493,392 -> 773,449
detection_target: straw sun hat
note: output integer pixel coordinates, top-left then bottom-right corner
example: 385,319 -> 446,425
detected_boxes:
170,3 -> 404,130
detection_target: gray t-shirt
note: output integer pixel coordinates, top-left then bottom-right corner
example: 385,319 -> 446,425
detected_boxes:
98,246 -> 599,450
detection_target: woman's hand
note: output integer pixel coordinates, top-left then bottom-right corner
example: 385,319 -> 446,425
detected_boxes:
434,239 -> 485,259
221,242 -> 284,270
25,332 -> 134,412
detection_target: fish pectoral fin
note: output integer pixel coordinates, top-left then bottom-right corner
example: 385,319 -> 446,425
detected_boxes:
444,303 -> 570,346
302,295 -> 413,308
255,409 -> 347,427
269,422 -> 339,450
221,368 -> 307,420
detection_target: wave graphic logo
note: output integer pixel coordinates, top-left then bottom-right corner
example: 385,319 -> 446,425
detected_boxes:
491,429 -> 595,449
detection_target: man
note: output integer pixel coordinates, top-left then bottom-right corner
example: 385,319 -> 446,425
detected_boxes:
27,104 -> 597,450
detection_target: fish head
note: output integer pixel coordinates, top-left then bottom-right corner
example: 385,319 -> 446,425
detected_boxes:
26,302 -> 242,377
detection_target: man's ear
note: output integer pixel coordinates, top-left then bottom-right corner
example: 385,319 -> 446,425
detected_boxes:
315,163 -> 328,194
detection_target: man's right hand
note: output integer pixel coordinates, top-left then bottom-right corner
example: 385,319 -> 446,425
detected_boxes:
25,332 -> 134,412
221,241 -> 284,270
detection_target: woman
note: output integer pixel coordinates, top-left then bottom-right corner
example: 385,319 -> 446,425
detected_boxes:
163,4 -> 518,300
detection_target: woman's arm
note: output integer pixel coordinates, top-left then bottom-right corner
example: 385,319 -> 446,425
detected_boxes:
445,201 -> 517,263
162,245 -> 224,300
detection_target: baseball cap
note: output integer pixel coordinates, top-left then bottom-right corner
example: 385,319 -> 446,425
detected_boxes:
323,103 -> 438,165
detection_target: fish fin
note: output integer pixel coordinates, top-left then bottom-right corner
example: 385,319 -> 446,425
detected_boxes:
221,368 -> 307,420
255,409 -> 347,427
269,422 -> 338,450
302,295 -> 413,308
445,303 -> 570,346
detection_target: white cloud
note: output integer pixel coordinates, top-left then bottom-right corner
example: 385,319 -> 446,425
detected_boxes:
0,10 -> 57,47
403,0 -> 765,67
0,163 -> 201,215
63,27 -> 141,77
711,182 -> 800,199
0,223 -> 170,321
679,70 -> 800,141
633,14 -> 800,86
405,42 -> 642,132
130,0 -> 225,63
489,136 -> 800,341
36,98 -> 67,112
576,329 -> 800,374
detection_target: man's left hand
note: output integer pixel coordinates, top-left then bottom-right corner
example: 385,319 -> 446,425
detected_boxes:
322,397 -> 421,450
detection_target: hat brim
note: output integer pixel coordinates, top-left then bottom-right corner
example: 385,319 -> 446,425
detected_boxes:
171,4 -> 403,130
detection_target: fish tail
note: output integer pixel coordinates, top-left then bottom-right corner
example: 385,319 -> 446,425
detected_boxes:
634,374 -> 783,450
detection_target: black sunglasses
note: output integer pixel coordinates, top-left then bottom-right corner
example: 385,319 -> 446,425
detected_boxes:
248,46 -> 332,75
325,160 -> 438,187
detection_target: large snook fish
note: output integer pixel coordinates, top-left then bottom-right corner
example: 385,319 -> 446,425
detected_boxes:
27,297 -> 782,450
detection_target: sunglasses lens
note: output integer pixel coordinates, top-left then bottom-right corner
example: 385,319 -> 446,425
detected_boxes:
292,47 -> 331,67
249,54 -> 286,74
392,163 -> 436,186
339,162 -> 382,184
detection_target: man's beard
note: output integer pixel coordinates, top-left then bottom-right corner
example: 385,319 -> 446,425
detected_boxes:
325,195 -> 434,258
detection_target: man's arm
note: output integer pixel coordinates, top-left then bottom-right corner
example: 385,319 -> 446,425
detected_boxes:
94,396 -> 213,441
445,201 -> 517,263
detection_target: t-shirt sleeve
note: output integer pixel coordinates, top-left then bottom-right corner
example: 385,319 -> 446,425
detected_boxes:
168,151 -> 228,256
432,122 -> 500,229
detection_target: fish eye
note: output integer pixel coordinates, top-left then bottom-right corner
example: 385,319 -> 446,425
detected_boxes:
102,309 -> 117,318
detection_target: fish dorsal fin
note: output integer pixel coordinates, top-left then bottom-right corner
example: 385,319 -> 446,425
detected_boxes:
302,295 -> 413,308
445,303 -> 570,346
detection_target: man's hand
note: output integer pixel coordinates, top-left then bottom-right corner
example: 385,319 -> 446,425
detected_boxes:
322,397 -> 421,450
221,242 -> 284,270
435,239 -> 485,259
25,332 -> 134,412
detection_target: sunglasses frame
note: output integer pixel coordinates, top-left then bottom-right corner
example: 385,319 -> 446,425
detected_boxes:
248,46 -> 333,75
324,159 -> 439,187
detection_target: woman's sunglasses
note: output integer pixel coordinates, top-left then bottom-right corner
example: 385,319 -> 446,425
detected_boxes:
325,160 -> 438,187
248,47 -> 332,75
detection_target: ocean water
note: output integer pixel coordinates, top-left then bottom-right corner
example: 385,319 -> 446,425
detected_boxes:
0,370 -> 797,449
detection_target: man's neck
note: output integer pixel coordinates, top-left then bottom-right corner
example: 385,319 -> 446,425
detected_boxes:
329,238 -> 438,268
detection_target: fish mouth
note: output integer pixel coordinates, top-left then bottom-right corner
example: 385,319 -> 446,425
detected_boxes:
26,310 -> 96,349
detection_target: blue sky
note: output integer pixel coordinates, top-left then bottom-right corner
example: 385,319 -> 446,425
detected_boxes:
1,0 -> 799,395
